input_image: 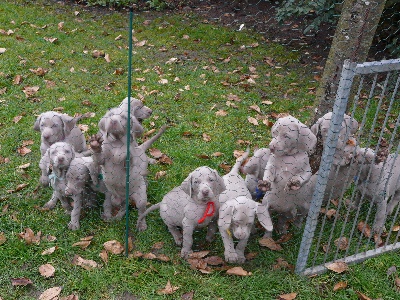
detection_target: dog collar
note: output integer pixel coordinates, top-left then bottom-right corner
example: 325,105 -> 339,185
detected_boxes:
198,201 -> 215,224
255,186 -> 265,200
48,173 -> 64,187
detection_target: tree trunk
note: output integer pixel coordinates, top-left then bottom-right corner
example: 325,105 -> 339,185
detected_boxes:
312,0 -> 387,123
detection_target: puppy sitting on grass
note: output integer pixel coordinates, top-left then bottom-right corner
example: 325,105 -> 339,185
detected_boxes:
138,166 -> 226,258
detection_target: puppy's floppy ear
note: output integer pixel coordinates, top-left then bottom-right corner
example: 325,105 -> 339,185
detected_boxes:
217,202 -> 234,230
60,114 -> 78,136
98,116 -> 107,137
180,172 -> 193,198
212,169 -> 226,196
256,203 -> 273,232
343,114 -> 359,134
33,114 -> 42,131
242,156 -> 259,176
298,124 -> 317,155
130,114 -> 144,138
310,115 -> 324,136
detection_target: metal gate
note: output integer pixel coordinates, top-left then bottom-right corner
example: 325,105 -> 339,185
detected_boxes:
296,58 -> 400,275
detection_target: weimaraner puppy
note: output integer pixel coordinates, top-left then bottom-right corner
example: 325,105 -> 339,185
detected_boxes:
90,107 -> 166,231
64,156 -> 111,230
258,116 -> 317,233
34,111 -> 88,186
356,151 -> 400,233
137,166 -> 226,258
118,97 -> 153,125
218,150 -> 273,263
40,142 -> 78,211
242,148 -> 270,200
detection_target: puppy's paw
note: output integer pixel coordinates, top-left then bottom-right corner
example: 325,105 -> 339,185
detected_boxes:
101,213 -> 113,222
68,222 -> 80,231
136,220 -> 147,232
180,248 -> 193,259
224,252 -> 239,263
43,201 -> 57,210
89,133 -> 103,153
286,178 -> 301,191
257,180 -> 271,192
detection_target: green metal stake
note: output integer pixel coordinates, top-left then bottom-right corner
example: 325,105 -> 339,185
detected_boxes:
125,6 -> 134,257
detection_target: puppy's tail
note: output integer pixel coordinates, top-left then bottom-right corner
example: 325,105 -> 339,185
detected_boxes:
230,147 -> 250,175
140,125 -> 167,152
137,202 -> 161,224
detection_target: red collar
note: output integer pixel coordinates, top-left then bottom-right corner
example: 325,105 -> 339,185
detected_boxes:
198,201 -> 215,224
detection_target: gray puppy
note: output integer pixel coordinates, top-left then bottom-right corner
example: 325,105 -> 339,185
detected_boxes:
91,107 -> 166,231
258,116 -> 317,233
218,150 -> 273,263
64,156 -> 111,230
40,142 -> 78,211
138,166 -> 226,258
34,111 -> 88,186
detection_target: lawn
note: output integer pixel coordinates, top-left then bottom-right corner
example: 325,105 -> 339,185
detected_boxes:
1,0 -> 400,299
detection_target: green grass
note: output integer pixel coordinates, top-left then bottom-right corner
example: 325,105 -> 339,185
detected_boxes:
1,0 -> 400,299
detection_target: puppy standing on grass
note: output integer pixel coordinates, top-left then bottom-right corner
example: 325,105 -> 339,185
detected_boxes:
90,107 -> 166,231
218,149 -> 273,263
137,166 -> 226,258
258,116 -> 317,234
40,142 -> 78,211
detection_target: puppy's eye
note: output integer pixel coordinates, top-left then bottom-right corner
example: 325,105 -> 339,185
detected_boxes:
209,178 -> 215,182
65,150 -> 70,154
121,115 -> 127,120
193,180 -> 199,185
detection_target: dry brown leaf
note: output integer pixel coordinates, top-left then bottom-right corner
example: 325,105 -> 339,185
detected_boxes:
395,277 -> 400,290
0,232 -> 6,245
0,48 -> 6,54
392,225 -> 400,232
334,237 -> 349,251
103,240 -> 124,254
15,183 -> 28,191
212,152 -> 224,157
42,235 -> 57,242
158,78 -> 168,84
249,105 -> 261,113
18,228 -> 41,245
227,94 -> 241,102
152,241 -> 164,250
259,237 -> 283,251
325,209 -> 337,219
276,233 -> 293,244
356,291 -> 371,300
135,40 -> 147,47
72,240 -> 91,250
326,261 -> 349,274
104,53 -> 111,63
39,286 -> 62,300
42,246 -> 57,255
30,67 -> 47,76
92,50 -> 105,58
188,251 -> 210,259
156,254 -> 171,262
149,148 -> 163,159
159,154 -> 173,165
202,133 -> 211,142
18,163 -> 31,169
204,256 -> 224,266
17,146 -> 31,157
226,266 -> 252,276
142,252 -> 157,260
219,163 -> 231,172
216,110 -> 228,116
44,36 -> 58,43
39,264 -> 55,278
13,115 -> 22,123
60,295 -> 79,300
11,277 -> 33,286
262,100 -> 273,105
181,291 -> 194,300
22,86 -> 40,98
333,281 -> 348,291
247,117 -> 259,126
357,221 -> 371,238
157,280 -> 179,295
13,75 -> 22,85
272,257 -> 294,271
99,249 -> 108,264
278,293 -> 297,300
72,254 -> 98,270
155,171 -> 167,179
80,235 -> 94,241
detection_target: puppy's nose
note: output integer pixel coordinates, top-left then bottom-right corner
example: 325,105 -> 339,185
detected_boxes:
202,190 -> 210,197
269,145 -> 275,154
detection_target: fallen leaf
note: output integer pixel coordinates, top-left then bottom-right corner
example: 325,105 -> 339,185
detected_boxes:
226,266 -> 252,276
152,241 -> 164,250
17,146 -> 31,156
212,152 -> 224,157
249,105 -> 261,113
356,291 -> 371,300
233,149 -> 245,159
278,293 -> 297,300
0,48 -> 6,54
247,117 -> 259,126
219,163 -> 231,172
357,221 -> 372,238
42,246 -> 57,255
13,75 -> 23,85
196,154 -> 210,159
13,115 -> 23,123
158,78 -> 168,84
39,264 -> 55,278
149,148 -> 163,159
103,240 -> 124,254
72,240 -> 91,250
204,256 -> 224,266
262,100 -> 273,105
29,67 -> 47,76
142,252 -> 157,260
155,171 -> 167,179
325,209 -> 337,219
216,110 -> 228,116
276,233 -> 293,244
156,254 -> 171,262
157,280 -> 179,295
104,53 -> 111,63
334,237 -> 349,251
99,249 -> 108,264
135,40 -> 147,47
395,277 -> 400,290
259,237 -> 283,251
44,37 -> 58,43
18,163 -> 31,169
333,281 -> 348,291
22,86 -> 39,98
326,261 -> 349,274
18,228 -> 41,245
272,257 -> 294,271
159,154 -> 173,165
92,50 -> 105,58
60,295 -> 79,300
227,94 -> 241,102
0,232 -> 6,245
392,225 -> 400,232
58,22 -> 64,30
202,133 -> 211,142
15,183 -> 28,191
181,291 -> 194,300
188,251 -> 210,259
21,140 -> 34,147
39,286 -> 62,300
11,277 -> 33,286
72,254 -> 98,270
